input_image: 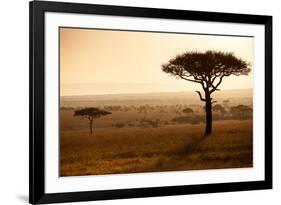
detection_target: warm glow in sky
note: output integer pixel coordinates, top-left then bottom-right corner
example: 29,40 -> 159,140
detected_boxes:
60,27 -> 254,96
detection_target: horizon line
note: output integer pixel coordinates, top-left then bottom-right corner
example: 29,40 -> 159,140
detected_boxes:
60,88 -> 253,98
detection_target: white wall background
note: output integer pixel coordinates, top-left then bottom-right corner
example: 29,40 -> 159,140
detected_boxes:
0,0 -> 279,204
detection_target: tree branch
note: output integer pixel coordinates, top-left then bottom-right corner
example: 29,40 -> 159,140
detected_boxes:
210,75 -> 224,93
201,81 -> 206,90
179,75 -> 202,84
196,91 -> 206,101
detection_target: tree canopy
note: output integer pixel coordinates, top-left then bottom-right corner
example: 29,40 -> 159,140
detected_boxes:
162,50 -> 250,96
213,104 -> 226,114
230,104 -> 252,114
74,107 -> 111,118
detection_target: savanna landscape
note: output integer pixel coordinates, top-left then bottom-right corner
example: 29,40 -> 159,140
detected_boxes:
60,90 -> 253,176
59,27 -> 254,176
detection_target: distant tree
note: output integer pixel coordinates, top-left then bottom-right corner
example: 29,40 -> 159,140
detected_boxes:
230,104 -> 252,113
162,50 -> 250,135
213,104 -> 226,114
74,107 -> 111,134
230,104 -> 252,119
182,107 -> 194,114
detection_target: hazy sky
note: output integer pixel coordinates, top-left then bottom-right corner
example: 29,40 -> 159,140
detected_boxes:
60,27 -> 254,96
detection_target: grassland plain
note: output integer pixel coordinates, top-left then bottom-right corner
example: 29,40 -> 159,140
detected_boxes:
60,119 -> 253,176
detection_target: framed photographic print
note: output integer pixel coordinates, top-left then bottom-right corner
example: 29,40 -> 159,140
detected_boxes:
29,0 -> 272,204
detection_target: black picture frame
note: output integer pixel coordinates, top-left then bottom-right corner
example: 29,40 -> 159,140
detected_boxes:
29,1 -> 272,204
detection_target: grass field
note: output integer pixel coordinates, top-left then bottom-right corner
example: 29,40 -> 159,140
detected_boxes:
60,119 -> 253,176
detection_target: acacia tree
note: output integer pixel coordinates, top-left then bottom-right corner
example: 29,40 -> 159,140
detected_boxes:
230,104 -> 252,119
74,107 -> 111,134
162,50 -> 250,135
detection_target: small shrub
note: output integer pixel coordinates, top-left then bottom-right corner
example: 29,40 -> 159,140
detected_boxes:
182,107 -> 194,114
115,122 -> 125,128
138,119 -> 161,128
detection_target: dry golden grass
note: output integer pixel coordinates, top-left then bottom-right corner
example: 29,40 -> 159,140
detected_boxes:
60,119 -> 252,176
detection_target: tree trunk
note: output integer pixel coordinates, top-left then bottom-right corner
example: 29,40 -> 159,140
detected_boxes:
89,119 -> 93,135
204,92 -> 212,135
